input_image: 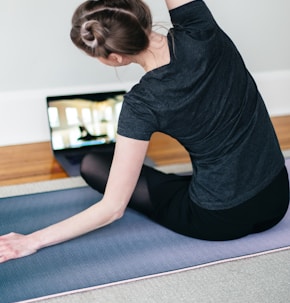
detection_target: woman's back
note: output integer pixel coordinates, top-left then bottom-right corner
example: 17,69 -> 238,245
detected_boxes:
118,1 -> 285,210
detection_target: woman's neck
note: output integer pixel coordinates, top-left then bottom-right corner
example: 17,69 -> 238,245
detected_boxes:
135,32 -> 170,72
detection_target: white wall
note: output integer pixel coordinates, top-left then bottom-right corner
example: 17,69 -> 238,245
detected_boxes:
0,0 -> 168,92
0,0 -> 289,146
205,0 -> 290,72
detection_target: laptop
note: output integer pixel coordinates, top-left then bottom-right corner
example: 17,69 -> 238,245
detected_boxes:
46,91 -> 126,176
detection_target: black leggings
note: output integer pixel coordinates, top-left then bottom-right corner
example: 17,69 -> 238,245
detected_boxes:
80,151 -> 290,241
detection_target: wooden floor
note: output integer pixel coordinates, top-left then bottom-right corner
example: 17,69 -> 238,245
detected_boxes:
0,115 -> 289,186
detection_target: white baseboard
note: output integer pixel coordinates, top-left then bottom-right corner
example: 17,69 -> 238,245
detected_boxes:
0,70 -> 289,147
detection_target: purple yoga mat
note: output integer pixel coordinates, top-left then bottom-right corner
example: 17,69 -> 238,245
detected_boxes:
0,159 -> 289,303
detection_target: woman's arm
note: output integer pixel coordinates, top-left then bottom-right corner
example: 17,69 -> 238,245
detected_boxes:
165,0 -> 196,10
0,135 -> 149,263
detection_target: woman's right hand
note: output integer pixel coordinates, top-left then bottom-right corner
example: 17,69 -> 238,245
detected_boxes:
0,232 -> 38,263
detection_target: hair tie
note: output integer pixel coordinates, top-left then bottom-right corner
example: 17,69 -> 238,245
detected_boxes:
80,20 -> 99,48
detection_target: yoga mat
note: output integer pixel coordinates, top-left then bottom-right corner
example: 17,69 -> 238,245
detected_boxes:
1,159 -> 289,303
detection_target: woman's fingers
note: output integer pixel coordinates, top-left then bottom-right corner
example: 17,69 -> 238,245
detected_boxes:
0,232 -> 37,263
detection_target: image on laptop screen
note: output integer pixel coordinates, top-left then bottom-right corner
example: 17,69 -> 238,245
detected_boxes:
47,91 -> 126,151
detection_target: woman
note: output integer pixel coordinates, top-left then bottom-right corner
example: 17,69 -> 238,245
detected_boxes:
0,0 -> 289,263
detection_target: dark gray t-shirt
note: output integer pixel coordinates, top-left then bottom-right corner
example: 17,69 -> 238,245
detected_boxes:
118,0 -> 284,210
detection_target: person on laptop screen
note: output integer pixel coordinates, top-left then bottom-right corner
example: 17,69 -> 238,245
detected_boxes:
0,0 -> 289,262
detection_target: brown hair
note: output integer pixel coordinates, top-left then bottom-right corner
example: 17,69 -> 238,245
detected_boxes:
70,0 -> 152,58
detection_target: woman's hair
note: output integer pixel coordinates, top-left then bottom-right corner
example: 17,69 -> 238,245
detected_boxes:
70,0 -> 152,58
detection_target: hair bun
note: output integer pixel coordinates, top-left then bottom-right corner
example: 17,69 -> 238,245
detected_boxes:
80,20 -> 105,49
71,0 -> 152,58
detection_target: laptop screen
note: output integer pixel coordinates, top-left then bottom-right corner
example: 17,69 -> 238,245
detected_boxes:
46,91 -> 126,151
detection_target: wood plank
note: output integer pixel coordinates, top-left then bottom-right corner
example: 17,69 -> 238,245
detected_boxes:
0,142 -> 67,186
147,132 -> 190,166
271,115 -> 290,150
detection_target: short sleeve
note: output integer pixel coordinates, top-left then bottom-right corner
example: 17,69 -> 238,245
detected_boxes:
117,96 -> 158,141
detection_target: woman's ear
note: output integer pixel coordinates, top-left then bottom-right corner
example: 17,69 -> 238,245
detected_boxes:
98,53 -> 131,67
108,53 -> 124,64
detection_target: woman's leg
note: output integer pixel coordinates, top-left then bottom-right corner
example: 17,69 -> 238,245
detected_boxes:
192,166 -> 290,240
81,152 -> 289,240
250,166 -> 289,233
80,152 -> 113,194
